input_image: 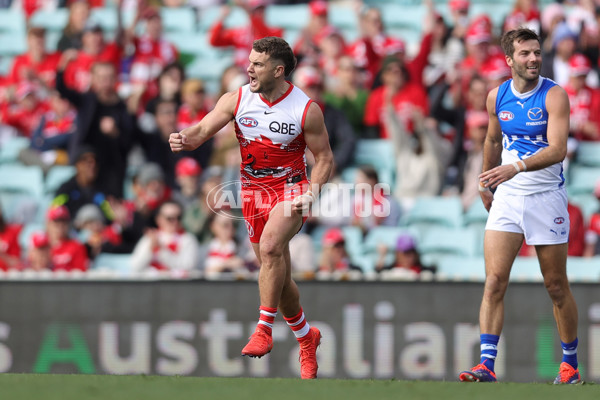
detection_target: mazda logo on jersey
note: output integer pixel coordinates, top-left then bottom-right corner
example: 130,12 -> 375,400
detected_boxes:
527,107 -> 543,121
239,117 -> 258,127
554,217 -> 565,224
499,111 -> 514,121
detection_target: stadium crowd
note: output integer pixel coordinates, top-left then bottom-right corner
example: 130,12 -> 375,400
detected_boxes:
1,0 -> 600,278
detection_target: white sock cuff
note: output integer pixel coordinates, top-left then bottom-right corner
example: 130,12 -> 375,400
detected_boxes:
260,309 -> 278,318
286,313 -> 306,327
293,323 -> 310,339
258,320 -> 273,328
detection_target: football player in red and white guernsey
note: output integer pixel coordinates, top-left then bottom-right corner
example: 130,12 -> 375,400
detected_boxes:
170,36 -> 333,379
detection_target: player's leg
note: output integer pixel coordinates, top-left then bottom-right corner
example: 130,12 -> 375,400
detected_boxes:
279,244 -> 321,379
460,229 -> 523,383
241,201 -> 302,358
536,243 -> 581,384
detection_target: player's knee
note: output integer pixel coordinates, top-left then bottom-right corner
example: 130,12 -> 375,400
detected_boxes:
544,277 -> 568,304
259,240 -> 283,262
483,273 -> 509,299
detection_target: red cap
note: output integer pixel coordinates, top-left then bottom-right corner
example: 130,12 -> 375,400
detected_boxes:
47,205 -> 70,221
30,232 -> 49,248
466,16 -> 492,44
480,57 -> 511,81
384,37 -> 406,55
449,0 -> 470,12
175,157 -> 202,177
569,54 -> 591,76
293,65 -> 323,88
248,0 -> 269,9
322,228 -> 344,246
309,0 -> 327,17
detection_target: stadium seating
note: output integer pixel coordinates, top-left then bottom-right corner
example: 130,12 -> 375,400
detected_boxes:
0,32 -> 27,56
510,257 -> 543,282
93,252 -> 132,272
0,164 -> 44,198
0,136 -> 30,164
0,9 -> 26,36
403,196 -> 464,230
566,256 -> 600,282
161,7 -> 197,33
264,5 -> 309,31
436,255 -> 485,281
29,9 -> 69,31
569,193 -> 598,221
418,226 -> 479,262
576,142 -> 600,167
464,200 -> 488,228
568,165 -> 600,195
44,165 -> 76,195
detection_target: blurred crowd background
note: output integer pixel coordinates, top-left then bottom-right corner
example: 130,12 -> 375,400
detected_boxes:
1,0 -> 600,281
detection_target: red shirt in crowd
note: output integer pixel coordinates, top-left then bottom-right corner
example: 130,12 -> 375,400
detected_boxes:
363,83 -> 429,139
51,239 -> 89,271
176,104 -> 209,132
8,52 -> 61,89
0,225 -> 22,271
565,83 -> 600,142
0,100 -> 49,137
63,43 -> 122,92
129,34 -> 178,101
210,14 -> 283,69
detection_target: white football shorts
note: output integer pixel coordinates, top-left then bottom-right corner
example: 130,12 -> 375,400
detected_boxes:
485,188 -> 569,245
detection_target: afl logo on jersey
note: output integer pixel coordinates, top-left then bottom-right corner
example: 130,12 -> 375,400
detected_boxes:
527,107 -> 543,121
554,217 -> 565,224
239,117 -> 258,128
499,111 -> 514,121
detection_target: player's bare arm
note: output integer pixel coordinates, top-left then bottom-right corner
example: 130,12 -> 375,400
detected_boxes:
292,102 -> 334,213
478,88 -> 501,210
169,90 -> 238,153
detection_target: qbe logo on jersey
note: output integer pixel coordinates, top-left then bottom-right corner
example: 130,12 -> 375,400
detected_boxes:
499,111 -> 514,121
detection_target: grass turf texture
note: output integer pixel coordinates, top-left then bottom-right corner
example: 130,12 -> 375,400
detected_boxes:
0,374 -> 597,400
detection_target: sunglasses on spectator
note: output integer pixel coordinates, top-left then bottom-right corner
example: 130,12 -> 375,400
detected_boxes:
163,214 -> 182,222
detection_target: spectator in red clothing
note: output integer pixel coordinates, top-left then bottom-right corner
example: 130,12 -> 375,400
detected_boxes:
23,232 -> 54,271
0,81 -> 48,137
128,6 -> 178,102
0,204 -> 22,271
57,0 -> 92,52
63,21 -> 123,92
18,89 -> 76,172
293,0 -> 331,65
315,27 -> 348,87
173,157 -> 202,210
565,54 -> 600,142
317,227 -> 362,275
8,26 -> 61,90
363,55 -> 429,139
46,205 -> 89,271
504,0 -> 541,34
176,78 -> 210,132
209,0 -> 284,70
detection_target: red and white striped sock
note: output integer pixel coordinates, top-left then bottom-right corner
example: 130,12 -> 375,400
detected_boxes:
256,306 -> 277,335
284,308 -> 311,340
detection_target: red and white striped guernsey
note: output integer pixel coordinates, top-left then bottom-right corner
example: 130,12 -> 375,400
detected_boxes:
233,83 -> 313,191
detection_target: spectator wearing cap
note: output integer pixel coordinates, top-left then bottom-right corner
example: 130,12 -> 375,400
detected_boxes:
46,205 -> 89,271
209,0 -> 284,70
503,0 -> 541,34
292,65 -> 356,175
349,5 -> 434,90
56,55 -> 135,198
173,157 -> 203,210
541,22 -> 579,87
293,0 -> 333,65
364,55 -> 429,139
127,5 -> 178,103
375,233 -> 432,277
0,81 -> 48,137
62,19 -> 124,93
18,90 -> 77,173
130,200 -> 200,274
57,0 -> 92,52
7,26 -> 61,90
565,54 -> 600,142
54,145 -> 108,219
317,228 -> 362,275
23,232 -> 54,271
74,203 -> 123,259
0,204 -> 22,271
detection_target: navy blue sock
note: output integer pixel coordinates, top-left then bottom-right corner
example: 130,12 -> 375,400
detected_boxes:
480,333 -> 500,372
561,338 -> 578,369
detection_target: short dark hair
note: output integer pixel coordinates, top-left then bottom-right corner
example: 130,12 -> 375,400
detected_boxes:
501,28 -> 540,58
252,36 -> 297,76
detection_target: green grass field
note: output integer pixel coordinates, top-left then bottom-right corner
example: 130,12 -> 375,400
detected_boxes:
0,374 -> 598,400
